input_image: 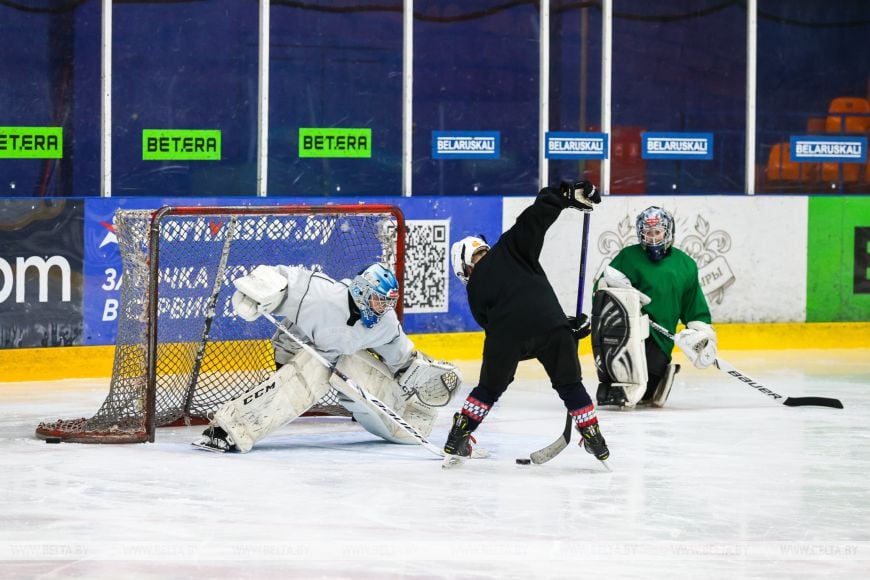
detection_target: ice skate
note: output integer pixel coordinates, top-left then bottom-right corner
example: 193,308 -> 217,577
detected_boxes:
578,422 -> 609,462
192,425 -> 238,453
442,412 -> 474,468
596,384 -> 627,407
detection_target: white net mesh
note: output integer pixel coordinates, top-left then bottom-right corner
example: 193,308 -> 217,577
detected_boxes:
36,205 -> 403,443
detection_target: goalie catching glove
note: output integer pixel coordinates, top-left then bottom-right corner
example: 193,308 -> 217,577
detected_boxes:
675,321 -> 717,369
396,351 -> 461,408
231,265 -> 288,322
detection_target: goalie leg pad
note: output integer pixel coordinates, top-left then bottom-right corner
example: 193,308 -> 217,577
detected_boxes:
397,351 -> 462,408
211,350 -> 331,452
334,352 -> 437,444
651,364 -> 680,408
591,287 -> 649,407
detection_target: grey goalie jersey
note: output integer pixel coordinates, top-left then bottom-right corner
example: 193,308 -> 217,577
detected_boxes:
269,266 -> 414,374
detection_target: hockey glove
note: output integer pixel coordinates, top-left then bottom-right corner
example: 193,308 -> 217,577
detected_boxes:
598,265 -> 651,306
231,265 -> 289,322
568,314 -> 591,341
675,321 -> 717,369
559,180 -> 601,210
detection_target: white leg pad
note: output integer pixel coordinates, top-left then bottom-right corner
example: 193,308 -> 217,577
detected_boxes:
334,352 -> 436,444
592,287 -> 650,407
212,350 -> 331,452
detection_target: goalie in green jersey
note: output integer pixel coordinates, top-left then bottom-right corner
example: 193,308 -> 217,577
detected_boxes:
591,206 -> 717,408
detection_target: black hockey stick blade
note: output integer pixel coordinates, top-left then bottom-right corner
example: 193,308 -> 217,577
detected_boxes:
529,412 -> 572,464
783,396 -> 844,409
648,320 -> 844,410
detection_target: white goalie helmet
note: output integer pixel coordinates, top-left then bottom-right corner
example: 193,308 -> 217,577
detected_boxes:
450,235 -> 490,285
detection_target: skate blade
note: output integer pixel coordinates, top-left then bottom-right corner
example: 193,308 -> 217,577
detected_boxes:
191,440 -> 228,453
441,454 -> 468,469
470,447 -> 490,459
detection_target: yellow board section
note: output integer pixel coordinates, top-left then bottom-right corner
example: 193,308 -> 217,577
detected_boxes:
0,322 -> 867,383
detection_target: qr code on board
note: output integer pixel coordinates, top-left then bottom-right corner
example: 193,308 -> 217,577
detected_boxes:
404,220 -> 449,313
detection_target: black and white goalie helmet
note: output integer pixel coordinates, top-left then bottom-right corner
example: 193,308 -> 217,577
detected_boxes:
636,206 -> 674,262
450,235 -> 490,285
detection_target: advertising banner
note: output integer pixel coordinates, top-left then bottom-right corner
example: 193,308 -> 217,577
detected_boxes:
0,199 -> 84,349
505,195 -> 808,324
81,196 -> 501,345
6,194 -> 865,352
806,196 -> 870,322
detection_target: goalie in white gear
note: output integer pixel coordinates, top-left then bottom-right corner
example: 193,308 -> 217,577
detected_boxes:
591,206 -> 716,408
195,263 -> 461,453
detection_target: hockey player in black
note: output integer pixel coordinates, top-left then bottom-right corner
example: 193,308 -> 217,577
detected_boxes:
443,181 -> 609,467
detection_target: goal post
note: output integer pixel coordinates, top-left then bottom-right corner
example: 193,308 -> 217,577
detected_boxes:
36,204 -> 405,443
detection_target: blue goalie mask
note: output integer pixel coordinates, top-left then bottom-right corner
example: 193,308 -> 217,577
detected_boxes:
349,264 -> 400,328
636,206 -> 674,262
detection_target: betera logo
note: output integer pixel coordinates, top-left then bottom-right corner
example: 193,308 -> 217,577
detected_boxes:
0,256 -> 71,304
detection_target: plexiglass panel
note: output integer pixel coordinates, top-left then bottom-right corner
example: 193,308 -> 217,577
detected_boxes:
112,1 -> 259,196
412,1 -> 540,196
267,1 -> 403,197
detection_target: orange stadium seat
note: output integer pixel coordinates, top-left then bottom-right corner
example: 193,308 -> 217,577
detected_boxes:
806,117 -> 826,134
765,142 -> 818,184
825,97 -> 870,134
822,161 -> 862,185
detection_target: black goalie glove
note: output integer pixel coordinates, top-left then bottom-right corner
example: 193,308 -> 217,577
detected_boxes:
568,313 -> 591,341
559,180 -> 601,210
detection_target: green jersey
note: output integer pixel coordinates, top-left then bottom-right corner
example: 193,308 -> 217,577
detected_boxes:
596,244 -> 711,358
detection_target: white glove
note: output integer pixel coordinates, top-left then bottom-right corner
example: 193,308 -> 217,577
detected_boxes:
598,266 -> 651,306
675,321 -> 717,369
231,265 -> 288,322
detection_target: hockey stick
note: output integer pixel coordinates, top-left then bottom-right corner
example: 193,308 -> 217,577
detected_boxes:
184,216 -> 238,419
648,320 -> 843,409
526,212 -> 594,465
259,311 -> 451,458
529,412 -> 572,464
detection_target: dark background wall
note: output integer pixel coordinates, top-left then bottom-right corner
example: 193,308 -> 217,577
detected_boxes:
1,0 -> 869,198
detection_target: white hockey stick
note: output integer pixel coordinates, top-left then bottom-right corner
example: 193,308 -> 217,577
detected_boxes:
649,320 -> 843,409
529,412 -> 572,464
259,311 -> 451,458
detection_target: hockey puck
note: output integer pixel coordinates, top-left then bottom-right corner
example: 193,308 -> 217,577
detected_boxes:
515,458 -> 532,465
45,437 -> 61,444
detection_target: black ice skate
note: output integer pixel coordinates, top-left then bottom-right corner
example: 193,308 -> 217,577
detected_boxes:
596,384 -> 627,407
192,425 -> 238,453
578,422 -> 610,462
442,412 -> 474,469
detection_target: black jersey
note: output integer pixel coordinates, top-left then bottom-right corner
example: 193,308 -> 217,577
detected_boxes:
465,189 -> 571,347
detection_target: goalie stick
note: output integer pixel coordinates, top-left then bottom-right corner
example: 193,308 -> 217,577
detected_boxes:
648,320 -> 843,409
259,311 -> 488,459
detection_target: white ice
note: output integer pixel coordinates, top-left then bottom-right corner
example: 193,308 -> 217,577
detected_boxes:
1,350 -> 869,579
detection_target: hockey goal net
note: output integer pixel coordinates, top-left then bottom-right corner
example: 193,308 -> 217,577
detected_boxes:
36,204 -> 405,443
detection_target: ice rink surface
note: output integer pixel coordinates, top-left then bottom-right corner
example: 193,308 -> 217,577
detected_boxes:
1,350 -> 868,579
